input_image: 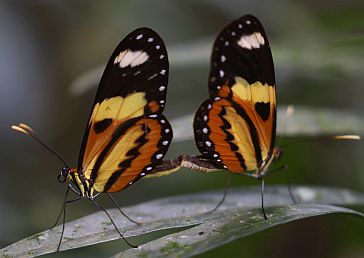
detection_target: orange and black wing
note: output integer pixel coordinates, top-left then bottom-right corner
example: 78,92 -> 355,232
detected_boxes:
77,28 -> 172,192
194,15 -> 276,173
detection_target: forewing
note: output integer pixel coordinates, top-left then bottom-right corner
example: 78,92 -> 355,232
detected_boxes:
194,15 -> 277,172
78,28 -> 169,173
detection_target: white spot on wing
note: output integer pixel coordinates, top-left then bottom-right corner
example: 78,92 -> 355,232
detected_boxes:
156,45 -> 160,49
156,153 -> 163,159
219,70 -> 224,78
159,85 -> 166,91
160,69 -> 166,75
162,140 -> 169,145
165,128 -> 170,133
146,167 -> 153,171
205,141 -> 212,147
114,50 -> 149,68
237,32 -> 265,50
148,37 -> 154,42
221,55 -> 226,62
203,115 -> 208,121
136,34 -> 143,40
246,20 -> 251,24
202,128 -> 208,134
141,172 -> 146,176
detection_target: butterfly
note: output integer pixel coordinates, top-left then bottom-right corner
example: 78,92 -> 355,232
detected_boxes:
12,27 -> 173,250
169,14 -> 280,219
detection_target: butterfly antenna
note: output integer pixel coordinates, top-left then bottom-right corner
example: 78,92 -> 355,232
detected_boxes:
91,199 -> 138,248
106,193 -> 140,224
207,173 -> 232,214
11,123 -> 69,168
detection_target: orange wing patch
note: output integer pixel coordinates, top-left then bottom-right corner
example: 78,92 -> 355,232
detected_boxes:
86,115 -> 171,193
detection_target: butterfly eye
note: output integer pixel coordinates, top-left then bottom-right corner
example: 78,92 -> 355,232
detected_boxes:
58,167 -> 69,183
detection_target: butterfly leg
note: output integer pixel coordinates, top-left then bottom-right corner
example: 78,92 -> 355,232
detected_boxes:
52,185 -> 70,228
281,165 -> 298,204
267,164 -> 297,204
206,173 -> 232,214
91,199 -> 138,248
55,187 -> 83,251
260,178 -> 268,220
106,193 -> 140,224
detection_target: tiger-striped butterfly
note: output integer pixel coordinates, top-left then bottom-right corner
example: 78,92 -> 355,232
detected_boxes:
12,27 -> 173,249
180,14 -> 280,219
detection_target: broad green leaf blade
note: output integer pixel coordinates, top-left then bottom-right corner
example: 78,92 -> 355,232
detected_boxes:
114,204 -> 364,258
1,186 -> 364,257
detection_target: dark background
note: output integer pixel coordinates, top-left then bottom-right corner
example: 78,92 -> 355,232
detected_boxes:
1,1 -> 363,257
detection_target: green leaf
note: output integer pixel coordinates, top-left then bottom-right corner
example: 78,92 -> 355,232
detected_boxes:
114,204 -> 363,258
1,186 -> 363,258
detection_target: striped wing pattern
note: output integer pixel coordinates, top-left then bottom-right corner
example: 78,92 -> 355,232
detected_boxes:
194,15 -> 276,174
76,28 -> 172,195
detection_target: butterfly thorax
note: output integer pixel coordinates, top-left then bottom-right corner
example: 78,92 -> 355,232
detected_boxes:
68,168 -> 97,199
256,146 -> 281,178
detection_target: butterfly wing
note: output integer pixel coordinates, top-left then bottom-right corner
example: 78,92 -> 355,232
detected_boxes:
90,115 -> 172,192
78,28 -> 172,192
194,15 -> 276,173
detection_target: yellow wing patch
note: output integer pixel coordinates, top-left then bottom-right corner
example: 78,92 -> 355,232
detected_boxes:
225,107 -> 257,170
91,124 -> 146,192
91,92 -> 147,123
231,77 -> 274,104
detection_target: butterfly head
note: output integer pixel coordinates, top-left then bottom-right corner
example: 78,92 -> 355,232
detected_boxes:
58,167 -> 70,183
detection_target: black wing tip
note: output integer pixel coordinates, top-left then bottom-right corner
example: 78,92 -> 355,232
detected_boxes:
239,14 -> 261,22
125,27 -> 165,41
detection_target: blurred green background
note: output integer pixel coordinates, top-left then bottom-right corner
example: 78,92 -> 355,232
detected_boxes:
1,0 -> 363,257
